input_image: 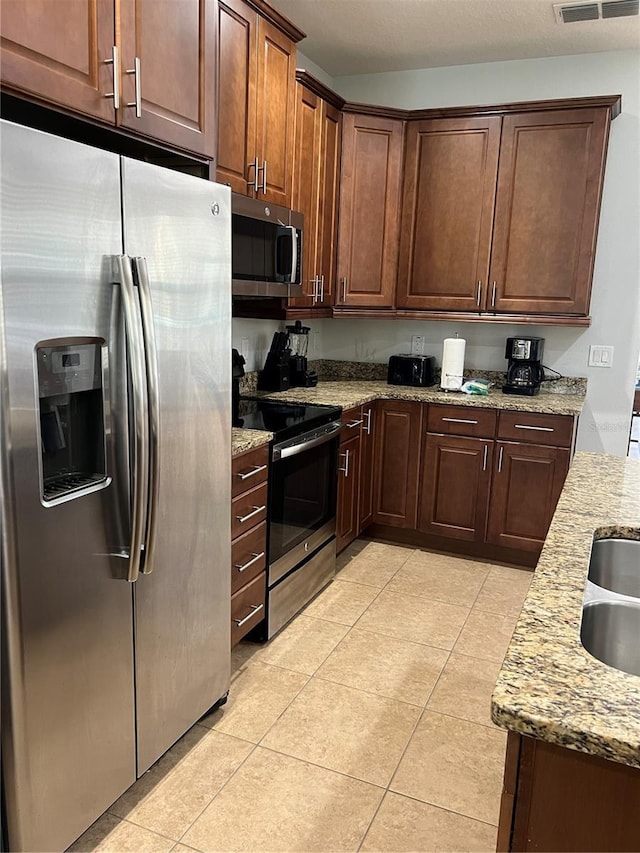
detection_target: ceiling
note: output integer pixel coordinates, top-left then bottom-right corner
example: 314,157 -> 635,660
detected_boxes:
268,0 -> 640,76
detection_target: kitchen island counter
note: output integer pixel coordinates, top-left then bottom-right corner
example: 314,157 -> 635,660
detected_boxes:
491,452 -> 640,768
258,380 -> 585,417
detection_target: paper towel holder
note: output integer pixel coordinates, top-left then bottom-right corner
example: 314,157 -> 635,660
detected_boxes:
440,334 -> 466,392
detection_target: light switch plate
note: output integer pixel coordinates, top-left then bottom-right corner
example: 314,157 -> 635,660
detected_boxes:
588,345 -> 614,367
411,334 -> 425,356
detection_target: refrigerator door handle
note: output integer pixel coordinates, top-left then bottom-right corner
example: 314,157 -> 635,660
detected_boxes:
133,256 -> 160,575
116,255 -> 149,582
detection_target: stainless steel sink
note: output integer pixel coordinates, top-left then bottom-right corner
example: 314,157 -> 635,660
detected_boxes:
581,600 -> 640,678
588,537 -> 640,598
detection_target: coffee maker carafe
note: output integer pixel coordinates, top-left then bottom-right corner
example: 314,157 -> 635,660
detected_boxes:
286,320 -> 318,387
503,337 -> 545,396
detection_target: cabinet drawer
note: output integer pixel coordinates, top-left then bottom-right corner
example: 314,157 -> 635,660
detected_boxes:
232,445 -> 269,498
231,521 -> 267,594
341,406 -> 364,432
498,411 -> 575,447
427,404 -> 497,438
231,571 -> 266,647
231,481 -> 268,539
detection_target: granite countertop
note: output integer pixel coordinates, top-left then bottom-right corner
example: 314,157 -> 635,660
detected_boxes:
491,452 -> 640,768
232,427 -> 272,457
258,380 -> 585,417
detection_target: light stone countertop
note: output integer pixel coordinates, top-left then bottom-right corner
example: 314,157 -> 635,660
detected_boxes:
232,427 -> 272,458
257,380 -> 585,417
491,452 -> 640,768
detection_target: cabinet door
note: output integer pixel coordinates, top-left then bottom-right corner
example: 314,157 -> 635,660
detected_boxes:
254,16 -> 296,207
289,82 -> 322,308
372,401 -> 423,528
118,0 -> 216,157
336,113 -> 404,308
316,101 -> 342,307
336,431 -> 361,554
419,434 -> 493,542
217,0 -> 257,193
487,442 -> 570,551
489,109 -> 610,316
0,0 -> 115,122
358,403 -> 376,532
397,117 -> 501,312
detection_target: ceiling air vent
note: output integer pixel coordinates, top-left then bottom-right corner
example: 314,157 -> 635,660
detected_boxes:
553,0 -> 639,20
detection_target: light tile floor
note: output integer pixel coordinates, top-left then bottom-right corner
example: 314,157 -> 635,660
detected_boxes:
70,540 -> 533,853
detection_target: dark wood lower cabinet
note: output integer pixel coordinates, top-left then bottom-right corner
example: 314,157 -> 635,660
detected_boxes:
372,401 -> 423,529
418,433 -> 492,542
358,403 -> 376,532
487,442 -> 570,552
499,731 -> 640,852
336,430 -> 361,553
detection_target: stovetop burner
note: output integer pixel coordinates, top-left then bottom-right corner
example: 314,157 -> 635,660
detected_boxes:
233,398 -> 341,442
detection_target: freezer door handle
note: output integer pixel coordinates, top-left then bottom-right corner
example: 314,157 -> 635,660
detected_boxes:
133,257 -> 161,575
116,255 -> 149,582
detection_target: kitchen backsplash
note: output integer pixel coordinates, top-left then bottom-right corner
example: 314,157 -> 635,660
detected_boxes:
238,360 -> 587,396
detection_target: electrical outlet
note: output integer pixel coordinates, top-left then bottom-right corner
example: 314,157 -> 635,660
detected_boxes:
588,345 -> 614,368
411,334 -> 425,356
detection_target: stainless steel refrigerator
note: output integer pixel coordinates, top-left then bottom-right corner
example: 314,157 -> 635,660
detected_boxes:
0,120 -> 231,852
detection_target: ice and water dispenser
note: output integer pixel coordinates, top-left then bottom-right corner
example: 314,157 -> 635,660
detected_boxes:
36,340 -> 107,502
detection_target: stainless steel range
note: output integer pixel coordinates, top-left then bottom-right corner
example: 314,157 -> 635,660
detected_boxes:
235,399 -> 341,637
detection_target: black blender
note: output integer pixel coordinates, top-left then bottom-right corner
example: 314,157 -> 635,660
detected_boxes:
286,320 -> 318,387
503,337 -> 545,396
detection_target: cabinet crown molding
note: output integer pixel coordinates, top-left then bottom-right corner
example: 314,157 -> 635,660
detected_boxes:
244,0 -> 306,41
295,70 -> 346,110
342,94 -> 622,122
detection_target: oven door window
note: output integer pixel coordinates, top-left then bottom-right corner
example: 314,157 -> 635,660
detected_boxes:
269,437 -> 338,564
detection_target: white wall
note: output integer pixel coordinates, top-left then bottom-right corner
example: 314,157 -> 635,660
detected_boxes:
232,49 -> 640,455
296,50 -> 335,88
330,50 -> 640,456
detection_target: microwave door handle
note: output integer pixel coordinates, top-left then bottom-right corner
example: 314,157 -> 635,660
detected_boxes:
133,257 -> 160,576
116,255 -> 149,583
289,225 -> 298,286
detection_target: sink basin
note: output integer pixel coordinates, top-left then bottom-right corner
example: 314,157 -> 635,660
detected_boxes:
588,538 -> 640,599
581,600 -> 640,677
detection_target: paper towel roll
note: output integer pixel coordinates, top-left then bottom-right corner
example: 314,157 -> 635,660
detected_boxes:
441,337 -> 466,391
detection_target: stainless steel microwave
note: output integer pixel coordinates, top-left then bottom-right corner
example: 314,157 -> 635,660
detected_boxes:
231,193 -> 303,297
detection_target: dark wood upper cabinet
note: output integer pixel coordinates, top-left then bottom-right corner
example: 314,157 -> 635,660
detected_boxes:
397,117 -> 501,312
372,400 -> 422,528
0,0 -> 116,122
486,441 -> 570,552
290,75 -> 344,309
217,0 -> 257,192
217,0 -> 299,206
289,82 -> 322,308
1,0 -> 216,156
418,433 -> 493,542
336,112 -> 404,309
489,108 -> 610,316
118,0 -> 216,158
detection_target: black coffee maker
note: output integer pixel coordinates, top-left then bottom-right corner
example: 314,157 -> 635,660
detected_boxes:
503,337 -> 545,396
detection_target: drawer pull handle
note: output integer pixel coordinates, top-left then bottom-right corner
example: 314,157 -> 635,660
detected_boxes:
237,464 -> 267,481
483,444 -> 488,472
514,424 -> 554,432
363,409 -> 373,435
235,551 -> 265,573
236,505 -> 266,524
234,603 -> 264,628
346,419 -> 363,429
339,448 -> 350,477
442,417 -> 478,425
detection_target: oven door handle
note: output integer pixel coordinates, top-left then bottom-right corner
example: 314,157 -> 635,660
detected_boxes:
273,421 -> 342,461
